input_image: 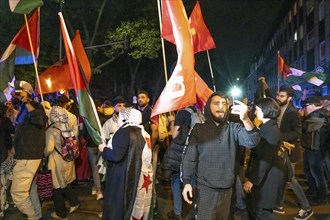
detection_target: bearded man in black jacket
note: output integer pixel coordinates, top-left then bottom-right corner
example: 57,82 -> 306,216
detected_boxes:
181,91 -> 260,219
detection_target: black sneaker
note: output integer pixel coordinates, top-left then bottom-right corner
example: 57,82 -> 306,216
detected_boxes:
167,211 -> 182,220
294,209 -> 314,220
273,206 -> 285,214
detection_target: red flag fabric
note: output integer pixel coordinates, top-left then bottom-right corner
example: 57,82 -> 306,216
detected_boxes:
278,53 -> 293,80
161,0 -> 215,54
151,0 -> 196,122
0,9 -> 39,65
59,12 -> 102,145
194,71 -> 213,108
36,31 -> 91,94
189,1 -> 216,53
161,0 -> 175,44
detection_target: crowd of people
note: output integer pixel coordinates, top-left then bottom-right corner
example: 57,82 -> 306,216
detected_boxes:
0,79 -> 330,220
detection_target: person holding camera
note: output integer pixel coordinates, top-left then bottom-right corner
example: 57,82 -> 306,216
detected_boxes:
9,81 -> 47,220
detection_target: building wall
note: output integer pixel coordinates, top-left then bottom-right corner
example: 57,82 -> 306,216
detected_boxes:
247,0 -> 330,102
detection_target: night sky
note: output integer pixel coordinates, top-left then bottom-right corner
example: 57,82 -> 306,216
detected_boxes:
187,0 -> 295,92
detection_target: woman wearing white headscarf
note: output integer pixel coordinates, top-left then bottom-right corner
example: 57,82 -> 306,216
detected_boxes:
99,107 -> 153,220
44,106 -> 80,219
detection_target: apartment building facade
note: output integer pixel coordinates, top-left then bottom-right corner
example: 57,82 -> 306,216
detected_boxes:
247,0 -> 330,103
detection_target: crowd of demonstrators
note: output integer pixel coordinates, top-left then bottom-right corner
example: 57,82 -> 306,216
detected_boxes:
1,77 -> 330,220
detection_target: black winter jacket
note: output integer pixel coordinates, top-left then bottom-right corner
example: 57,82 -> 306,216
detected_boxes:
14,101 -> 47,159
162,125 -> 190,173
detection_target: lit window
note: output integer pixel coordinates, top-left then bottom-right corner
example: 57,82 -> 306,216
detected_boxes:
294,31 -> 298,41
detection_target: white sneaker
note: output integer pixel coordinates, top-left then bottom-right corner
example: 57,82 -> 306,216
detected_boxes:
91,189 -> 97,195
294,209 -> 314,220
96,193 -> 103,200
69,204 -> 80,213
98,212 -> 103,218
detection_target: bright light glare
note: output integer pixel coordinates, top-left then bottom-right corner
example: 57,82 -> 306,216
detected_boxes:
231,86 -> 241,97
45,78 -> 52,88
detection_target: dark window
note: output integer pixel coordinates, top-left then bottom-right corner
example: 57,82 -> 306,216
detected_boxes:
319,20 -> 325,41
307,50 -> 314,71
306,11 -> 314,32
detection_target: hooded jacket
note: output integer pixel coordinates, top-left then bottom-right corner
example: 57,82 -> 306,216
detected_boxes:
181,92 -> 260,188
301,108 -> 330,150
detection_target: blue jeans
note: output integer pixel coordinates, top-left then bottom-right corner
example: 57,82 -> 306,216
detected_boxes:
303,149 -> 327,200
279,163 -> 310,210
171,172 -> 182,215
87,147 -> 102,192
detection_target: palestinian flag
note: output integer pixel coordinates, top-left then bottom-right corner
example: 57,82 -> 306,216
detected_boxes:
0,9 -> 40,103
59,12 -> 103,145
9,0 -> 43,14
284,72 -> 327,91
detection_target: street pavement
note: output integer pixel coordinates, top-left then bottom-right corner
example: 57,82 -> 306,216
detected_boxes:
1,161 -> 330,220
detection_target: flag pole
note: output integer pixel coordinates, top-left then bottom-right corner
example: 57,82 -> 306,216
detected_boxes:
206,50 -> 216,92
23,8 -> 45,106
157,0 -> 168,82
277,51 -> 280,93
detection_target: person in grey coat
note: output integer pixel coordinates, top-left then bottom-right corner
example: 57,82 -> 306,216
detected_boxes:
243,97 -> 287,220
181,91 -> 260,220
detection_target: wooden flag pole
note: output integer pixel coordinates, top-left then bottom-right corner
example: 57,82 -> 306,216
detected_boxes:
157,0 -> 168,82
24,8 -> 45,106
206,50 -> 216,92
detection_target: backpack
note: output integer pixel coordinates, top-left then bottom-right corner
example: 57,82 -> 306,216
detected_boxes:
53,127 -> 80,162
183,107 -> 205,128
158,113 -> 169,141
304,115 -> 330,150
